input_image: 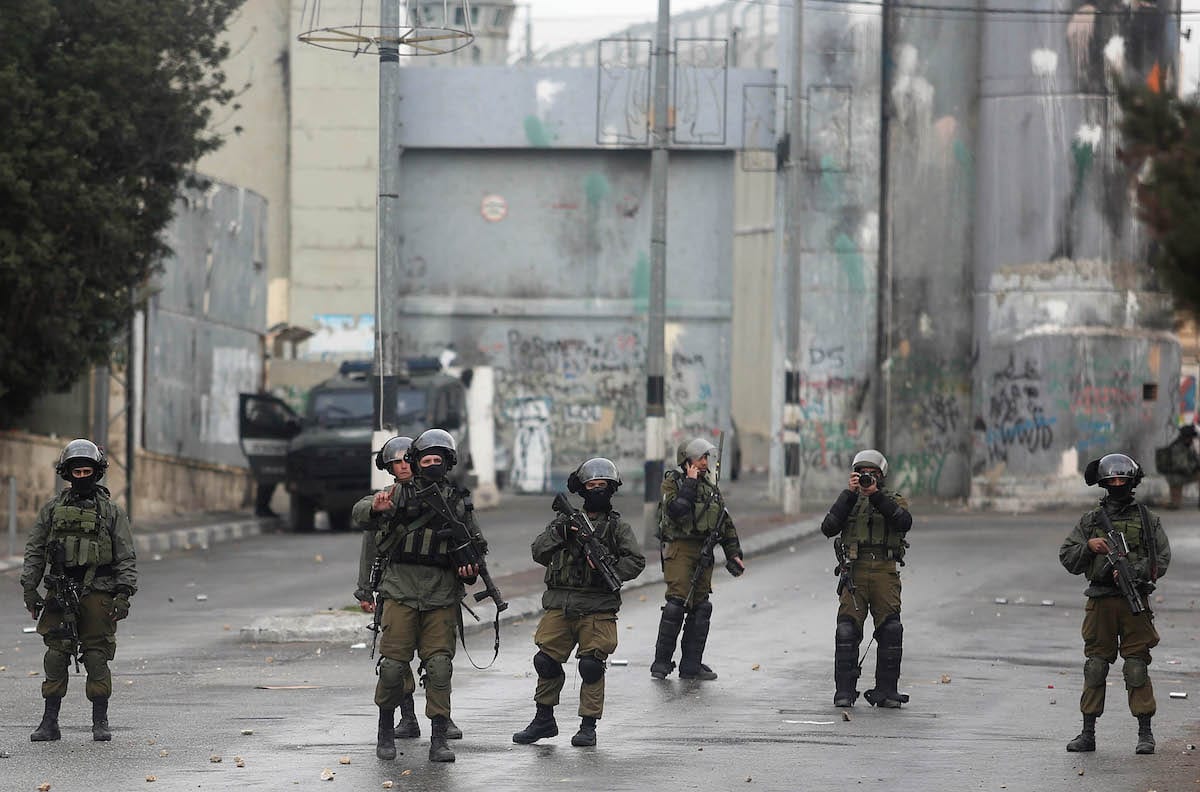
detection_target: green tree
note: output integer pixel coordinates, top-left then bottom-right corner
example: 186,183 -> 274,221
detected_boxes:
1117,82 -> 1200,316
0,0 -> 245,424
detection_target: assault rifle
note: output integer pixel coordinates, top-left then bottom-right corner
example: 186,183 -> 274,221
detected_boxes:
833,537 -> 860,611
551,493 -> 622,593
413,484 -> 507,613
44,540 -> 83,672
366,553 -> 386,659
1096,510 -> 1145,615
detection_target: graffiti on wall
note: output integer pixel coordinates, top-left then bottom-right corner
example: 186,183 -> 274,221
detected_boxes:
490,326 -> 722,491
976,353 -> 1057,466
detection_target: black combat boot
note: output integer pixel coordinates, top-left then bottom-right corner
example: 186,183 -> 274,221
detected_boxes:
678,601 -> 718,681
651,598 -> 686,679
512,703 -> 558,744
394,693 -> 420,739
571,716 -> 598,747
1136,715 -> 1155,755
833,618 -> 861,707
429,715 -> 455,762
376,707 -> 397,760
92,698 -> 112,742
30,697 -> 62,742
1066,714 -> 1097,752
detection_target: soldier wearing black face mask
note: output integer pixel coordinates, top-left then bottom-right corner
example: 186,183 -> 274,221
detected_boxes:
1060,453 -> 1171,755
352,428 -> 488,763
513,458 -> 645,748
21,439 -> 137,743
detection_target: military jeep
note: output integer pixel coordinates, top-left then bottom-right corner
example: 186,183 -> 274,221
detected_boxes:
239,358 -> 471,532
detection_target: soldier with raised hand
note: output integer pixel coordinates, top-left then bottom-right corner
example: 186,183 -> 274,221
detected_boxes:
1060,453 -> 1170,755
21,439 -> 137,743
512,458 -> 646,747
650,437 -> 744,682
820,449 -> 912,709
352,429 -> 485,763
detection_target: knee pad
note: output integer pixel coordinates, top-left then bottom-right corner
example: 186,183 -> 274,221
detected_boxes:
578,655 -> 606,684
533,650 -> 564,680
1083,657 -> 1110,689
424,654 -> 453,691
835,618 -> 861,645
81,650 -> 109,678
1123,658 -> 1149,689
690,600 -> 713,620
378,656 -> 409,688
663,597 -> 687,624
874,615 -> 903,647
43,649 -> 70,677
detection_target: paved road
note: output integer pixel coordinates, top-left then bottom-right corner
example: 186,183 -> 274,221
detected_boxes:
2,498 -> 1200,791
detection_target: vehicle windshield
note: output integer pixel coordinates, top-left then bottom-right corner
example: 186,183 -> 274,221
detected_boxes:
395,388 -> 428,423
310,390 -> 374,425
309,387 -> 428,425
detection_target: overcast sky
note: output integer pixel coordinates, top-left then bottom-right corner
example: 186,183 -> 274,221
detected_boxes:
519,0 -> 722,56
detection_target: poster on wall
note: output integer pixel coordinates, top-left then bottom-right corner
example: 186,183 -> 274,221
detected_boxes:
1179,365 -> 1198,426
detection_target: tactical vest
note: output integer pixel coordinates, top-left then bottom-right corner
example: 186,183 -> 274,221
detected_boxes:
842,491 -> 906,561
1088,506 -> 1148,584
545,514 -> 619,590
49,501 -> 114,570
660,469 -> 722,539
377,487 -> 456,568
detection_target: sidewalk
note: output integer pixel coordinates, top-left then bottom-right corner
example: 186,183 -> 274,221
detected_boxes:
0,511 -> 280,574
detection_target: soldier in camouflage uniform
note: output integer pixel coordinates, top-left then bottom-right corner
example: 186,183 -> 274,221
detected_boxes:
1060,453 -> 1171,755
512,458 -> 646,747
650,438 -> 744,682
21,439 -> 137,742
820,450 -> 912,709
352,429 -> 486,763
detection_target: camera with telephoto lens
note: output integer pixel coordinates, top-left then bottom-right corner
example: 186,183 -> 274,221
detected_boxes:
857,471 -> 876,489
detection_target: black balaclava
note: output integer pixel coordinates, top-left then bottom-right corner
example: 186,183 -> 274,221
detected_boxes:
69,467 -> 99,497
1103,482 -> 1135,504
418,456 -> 447,482
582,485 -> 614,514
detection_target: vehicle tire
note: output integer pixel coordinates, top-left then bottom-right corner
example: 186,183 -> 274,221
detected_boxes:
329,508 -> 353,532
290,493 -> 316,533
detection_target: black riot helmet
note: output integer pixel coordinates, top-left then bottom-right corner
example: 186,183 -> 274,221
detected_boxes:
375,436 -> 414,471
55,439 -> 108,482
1096,453 -> 1142,487
408,428 -> 458,469
568,457 -> 622,495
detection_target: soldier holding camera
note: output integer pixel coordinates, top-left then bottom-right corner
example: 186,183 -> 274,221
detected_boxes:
820,450 -> 913,709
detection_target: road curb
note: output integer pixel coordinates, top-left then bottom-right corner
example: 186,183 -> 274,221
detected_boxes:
132,517 -> 269,556
237,516 -> 823,645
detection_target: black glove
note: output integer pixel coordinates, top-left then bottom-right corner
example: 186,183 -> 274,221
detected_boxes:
24,589 -> 44,616
353,588 -> 371,603
725,556 -> 745,577
110,593 -> 130,622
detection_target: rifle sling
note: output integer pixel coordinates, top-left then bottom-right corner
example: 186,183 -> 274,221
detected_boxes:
1137,504 -> 1158,582
455,599 -> 501,671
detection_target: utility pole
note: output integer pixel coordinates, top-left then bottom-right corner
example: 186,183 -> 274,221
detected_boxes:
125,289 -> 136,519
775,0 -> 804,514
875,0 -> 893,455
643,0 -> 670,547
375,0 -> 403,434
524,4 -> 533,64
